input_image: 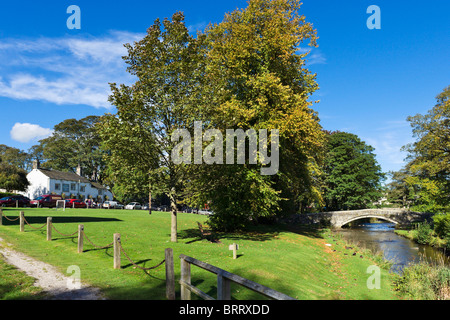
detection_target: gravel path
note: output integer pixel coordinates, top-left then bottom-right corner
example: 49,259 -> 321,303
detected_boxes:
0,237 -> 105,300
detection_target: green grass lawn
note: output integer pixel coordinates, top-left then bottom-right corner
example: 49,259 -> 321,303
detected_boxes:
0,255 -> 44,300
0,207 -> 401,300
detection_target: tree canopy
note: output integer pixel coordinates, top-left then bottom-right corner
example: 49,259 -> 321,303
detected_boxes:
0,153 -> 29,192
182,0 -> 326,230
322,132 -> 384,211
34,116 -> 105,182
99,0 -> 327,233
391,85 -> 450,212
99,11 -> 206,241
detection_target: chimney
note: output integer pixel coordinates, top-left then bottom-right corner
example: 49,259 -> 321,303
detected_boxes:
76,164 -> 83,177
32,159 -> 40,170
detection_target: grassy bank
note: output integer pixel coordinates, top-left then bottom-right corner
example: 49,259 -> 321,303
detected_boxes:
0,255 -> 44,300
0,208 -> 400,300
395,228 -> 448,249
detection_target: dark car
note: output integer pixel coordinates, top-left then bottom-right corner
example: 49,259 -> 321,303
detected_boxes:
30,194 -> 63,208
0,195 -> 30,207
65,199 -> 87,208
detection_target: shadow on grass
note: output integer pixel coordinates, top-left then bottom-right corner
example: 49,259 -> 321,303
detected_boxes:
101,281 -> 167,300
178,222 -> 325,244
188,268 -> 296,300
1,215 -> 121,226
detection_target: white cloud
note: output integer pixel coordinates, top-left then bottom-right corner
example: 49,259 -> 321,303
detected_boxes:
296,46 -> 327,66
0,31 -> 144,109
10,123 -> 54,143
362,120 -> 414,173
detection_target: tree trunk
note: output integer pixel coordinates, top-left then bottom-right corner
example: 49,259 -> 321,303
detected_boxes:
148,181 -> 152,215
170,188 -> 177,242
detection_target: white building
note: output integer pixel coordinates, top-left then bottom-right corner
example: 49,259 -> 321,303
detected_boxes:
21,161 -> 113,202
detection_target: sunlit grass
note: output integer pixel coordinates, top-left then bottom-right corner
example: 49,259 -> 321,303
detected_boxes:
0,207 -> 400,300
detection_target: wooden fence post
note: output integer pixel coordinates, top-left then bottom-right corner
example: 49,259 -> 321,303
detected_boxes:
114,233 -> 121,269
19,211 -> 25,232
217,272 -> 231,300
77,224 -> 84,253
165,248 -> 175,300
47,217 -> 52,241
180,257 -> 191,300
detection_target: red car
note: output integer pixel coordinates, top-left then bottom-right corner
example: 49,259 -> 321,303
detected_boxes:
30,194 -> 63,208
0,195 -> 30,207
65,199 -> 87,208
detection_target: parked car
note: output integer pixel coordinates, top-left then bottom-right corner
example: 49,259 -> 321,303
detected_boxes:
103,201 -> 124,209
125,202 -> 142,210
116,203 -> 124,209
65,199 -> 87,208
30,194 -> 63,208
103,201 -> 118,209
0,195 -> 30,207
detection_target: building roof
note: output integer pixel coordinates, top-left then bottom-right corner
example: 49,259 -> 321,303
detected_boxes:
36,168 -> 110,191
37,168 -> 92,184
90,181 -> 108,190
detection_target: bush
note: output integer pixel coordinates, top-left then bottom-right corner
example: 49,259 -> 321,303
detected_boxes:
395,263 -> 450,300
433,213 -> 450,239
416,221 -> 433,245
444,235 -> 450,251
0,192 -> 18,199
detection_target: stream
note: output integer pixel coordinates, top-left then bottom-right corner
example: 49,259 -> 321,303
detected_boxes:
334,221 -> 450,274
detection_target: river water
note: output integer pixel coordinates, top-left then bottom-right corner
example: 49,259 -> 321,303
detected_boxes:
334,222 -> 450,274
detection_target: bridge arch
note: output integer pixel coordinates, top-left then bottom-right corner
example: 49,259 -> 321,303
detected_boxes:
294,209 -> 433,228
339,215 -> 399,228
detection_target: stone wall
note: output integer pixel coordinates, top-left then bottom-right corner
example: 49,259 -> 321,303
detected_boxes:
285,208 -> 434,228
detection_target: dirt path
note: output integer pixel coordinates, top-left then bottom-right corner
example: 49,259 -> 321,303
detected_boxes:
0,237 -> 105,300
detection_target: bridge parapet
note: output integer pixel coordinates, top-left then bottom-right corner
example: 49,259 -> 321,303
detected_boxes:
287,208 -> 434,228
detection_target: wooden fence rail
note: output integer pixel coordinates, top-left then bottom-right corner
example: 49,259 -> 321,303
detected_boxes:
179,254 -> 296,301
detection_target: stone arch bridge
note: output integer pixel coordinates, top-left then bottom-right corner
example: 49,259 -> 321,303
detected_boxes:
290,208 -> 434,229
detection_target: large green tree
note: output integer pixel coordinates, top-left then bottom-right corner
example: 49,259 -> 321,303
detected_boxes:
184,0 -> 326,230
386,169 -> 414,207
0,162 -> 29,192
0,145 -> 30,192
34,116 -> 105,182
323,132 -> 384,211
0,145 -> 31,171
401,85 -> 450,212
99,12 -> 206,242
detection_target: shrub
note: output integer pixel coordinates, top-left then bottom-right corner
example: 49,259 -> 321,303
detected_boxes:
416,221 -> 433,245
433,213 -> 450,239
0,192 -> 18,199
395,263 -> 450,300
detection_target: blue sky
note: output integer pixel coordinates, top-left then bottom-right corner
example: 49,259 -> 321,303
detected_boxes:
0,0 -> 448,175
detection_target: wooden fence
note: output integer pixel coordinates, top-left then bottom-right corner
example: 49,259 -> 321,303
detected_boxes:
179,254 -> 296,300
0,209 -> 295,301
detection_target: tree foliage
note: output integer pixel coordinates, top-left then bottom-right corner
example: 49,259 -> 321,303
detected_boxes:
35,116 -> 105,182
99,0 -> 326,233
398,86 -> 450,212
0,146 -> 30,192
0,145 -> 31,171
386,169 -> 414,207
0,163 -> 29,192
99,12 -> 205,241
183,0 -> 325,230
322,132 -> 384,211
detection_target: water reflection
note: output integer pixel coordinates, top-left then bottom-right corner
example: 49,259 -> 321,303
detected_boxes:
335,222 -> 449,274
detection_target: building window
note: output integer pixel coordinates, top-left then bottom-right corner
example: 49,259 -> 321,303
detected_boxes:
71,183 -> 76,191
98,189 -> 103,196
55,183 -> 61,191
63,184 -> 70,193
80,185 -> 85,192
